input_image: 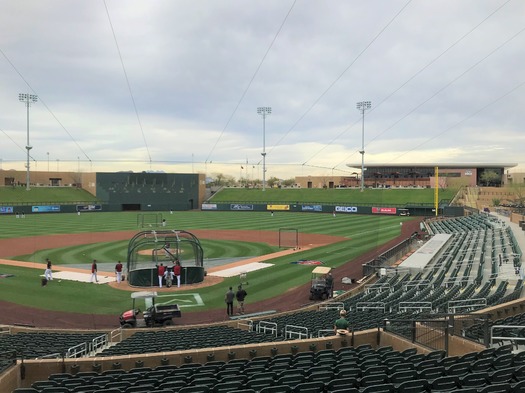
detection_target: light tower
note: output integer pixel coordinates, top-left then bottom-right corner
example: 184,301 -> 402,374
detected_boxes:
257,106 -> 271,191
19,93 -> 38,191
356,100 -> 371,192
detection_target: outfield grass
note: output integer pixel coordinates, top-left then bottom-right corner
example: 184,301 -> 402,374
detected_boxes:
12,239 -> 280,265
0,186 -> 98,204
0,211 -> 411,315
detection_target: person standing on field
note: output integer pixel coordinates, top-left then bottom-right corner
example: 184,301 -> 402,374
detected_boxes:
115,261 -> 123,283
157,263 -> 166,287
225,287 -> 235,316
236,285 -> 247,315
173,259 -> 182,288
44,258 -> 53,281
90,260 -> 98,283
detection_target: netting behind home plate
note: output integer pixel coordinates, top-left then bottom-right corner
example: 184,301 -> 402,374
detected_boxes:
127,229 -> 204,287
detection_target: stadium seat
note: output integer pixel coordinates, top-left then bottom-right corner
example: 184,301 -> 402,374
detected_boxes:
493,354 -> 514,370
417,366 -> 445,382
228,390 -> 256,393
396,379 -> 430,393
259,385 -> 292,393
388,370 -> 418,387
446,362 -> 470,377
291,381 -> 324,393
513,365 -> 525,382
41,388 -> 70,393
179,386 -> 211,393
513,380 -> 525,392
459,371 -> 490,389
276,373 -> 305,387
325,377 -> 359,391
359,373 -> 389,388
470,358 -> 495,373
360,383 -> 395,393
246,378 -> 274,391
213,380 -> 244,392
477,383 -> 513,393
489,367 -> 515,384
430,375 -> 460,391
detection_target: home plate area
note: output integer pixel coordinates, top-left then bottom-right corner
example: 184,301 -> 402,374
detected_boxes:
208,262 -> 273,278
44,271 -> 115,284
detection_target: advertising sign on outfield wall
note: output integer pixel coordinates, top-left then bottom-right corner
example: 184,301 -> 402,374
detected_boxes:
335,206 -> 358,213
231,204 -> 254,211
0,207 -> 14,214
301,205 -> 322,212
77,204 -> 102,212
267,204 -> 290,211
372,207 -> 397,215
201,203 -> 218,210
32,205 -> 61,213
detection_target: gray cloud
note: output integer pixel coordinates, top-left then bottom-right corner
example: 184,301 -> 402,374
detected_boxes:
0,0 -> 523,179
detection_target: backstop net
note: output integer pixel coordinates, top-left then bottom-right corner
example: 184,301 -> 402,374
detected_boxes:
127,229 -> 204,287
279,227 -> 299,249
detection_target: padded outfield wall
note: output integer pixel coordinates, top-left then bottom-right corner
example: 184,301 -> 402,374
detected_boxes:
202,202 -> 464,217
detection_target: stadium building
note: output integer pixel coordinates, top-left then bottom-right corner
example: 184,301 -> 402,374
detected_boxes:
295,163 -> 518,189
0,169 -> 206,211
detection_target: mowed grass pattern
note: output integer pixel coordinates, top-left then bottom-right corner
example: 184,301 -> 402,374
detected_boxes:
1,183 -> 430,317
0,210 -> 410,315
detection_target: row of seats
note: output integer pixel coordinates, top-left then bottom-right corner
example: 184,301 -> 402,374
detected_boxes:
0,332 -> 104,359
100,326 -> 282,357
17,345 -> 525,393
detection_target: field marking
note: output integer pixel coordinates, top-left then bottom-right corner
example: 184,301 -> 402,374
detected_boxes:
156,293 -> 204,308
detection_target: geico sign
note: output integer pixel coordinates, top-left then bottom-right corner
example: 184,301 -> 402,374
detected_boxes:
335,206 -> 358,213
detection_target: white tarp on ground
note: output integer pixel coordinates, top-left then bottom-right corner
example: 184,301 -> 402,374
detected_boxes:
398,233 -> 452,270
43,271 -> 115,284
208,262 -> 274,278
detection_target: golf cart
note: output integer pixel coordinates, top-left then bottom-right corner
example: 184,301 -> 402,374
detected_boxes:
309,266 -> 333,300
119,291 -> 181,328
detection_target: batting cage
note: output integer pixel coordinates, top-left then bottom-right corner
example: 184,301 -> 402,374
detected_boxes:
127,229 -> 204,287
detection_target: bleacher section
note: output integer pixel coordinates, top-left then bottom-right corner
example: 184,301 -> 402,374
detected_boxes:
15,344 -> 525,393
0,331 -> 107,359
99,326 -> 283,357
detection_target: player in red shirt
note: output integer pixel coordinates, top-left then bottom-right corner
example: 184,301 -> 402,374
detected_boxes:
157,263 -> 166,287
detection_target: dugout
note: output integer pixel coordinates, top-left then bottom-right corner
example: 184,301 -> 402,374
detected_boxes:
127,230 -> 204,287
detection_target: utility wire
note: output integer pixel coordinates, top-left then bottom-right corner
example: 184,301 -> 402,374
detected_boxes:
103,0 -> 152,167
369,23 -> 525,163
266,0 -> 413,158
313,0 -> 512,171
205,0 -> 297,164
0,126 -> 36,161
392,79 -> 525,162
0,48 -> 92,163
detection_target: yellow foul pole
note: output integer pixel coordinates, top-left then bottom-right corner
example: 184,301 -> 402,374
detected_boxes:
434,166 -> 439,217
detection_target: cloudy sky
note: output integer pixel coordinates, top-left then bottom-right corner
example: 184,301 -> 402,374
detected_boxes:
0,0 -> 524,180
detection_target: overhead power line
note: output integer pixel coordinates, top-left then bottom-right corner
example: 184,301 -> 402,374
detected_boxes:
205,0 -> 297,164
0,48 -> 92,163
308,0 -> 512,171
267,0 -> 413,158
103,0 -> 152,167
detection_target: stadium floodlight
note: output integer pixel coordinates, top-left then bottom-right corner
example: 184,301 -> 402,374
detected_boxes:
257,106 -> 271,191
19,93 -> 38,191
356,101 -> 371,192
